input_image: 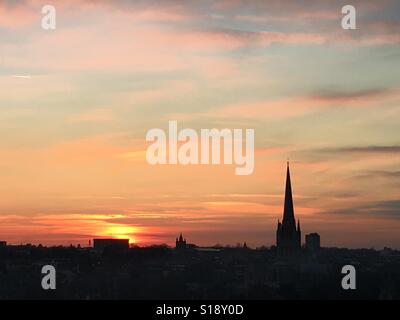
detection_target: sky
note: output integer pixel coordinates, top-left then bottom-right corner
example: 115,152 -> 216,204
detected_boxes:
0,0 -> 399,248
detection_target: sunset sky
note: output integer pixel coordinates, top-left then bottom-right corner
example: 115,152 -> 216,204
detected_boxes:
0,0 -> 399,248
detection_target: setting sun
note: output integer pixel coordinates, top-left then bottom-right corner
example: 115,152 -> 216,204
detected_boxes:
102,226 -> 140,244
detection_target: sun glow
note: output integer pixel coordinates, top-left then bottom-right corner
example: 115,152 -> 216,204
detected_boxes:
103,225 -> 139,244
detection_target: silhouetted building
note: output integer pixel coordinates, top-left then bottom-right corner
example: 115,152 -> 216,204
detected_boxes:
175,233 -> 187,250
305,233 -> 320,251
0,241 -> 6,247
276,162 -> 301,255
93,238 -> 129,251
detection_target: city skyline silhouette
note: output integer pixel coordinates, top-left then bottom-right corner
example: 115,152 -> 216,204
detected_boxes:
1,162 -> 396,251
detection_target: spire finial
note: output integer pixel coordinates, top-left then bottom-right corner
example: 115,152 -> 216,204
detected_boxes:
283,158 -> 295,227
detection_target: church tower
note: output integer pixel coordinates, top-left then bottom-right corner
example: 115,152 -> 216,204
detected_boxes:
276,162 -> 301,255
175,232 -> 187,250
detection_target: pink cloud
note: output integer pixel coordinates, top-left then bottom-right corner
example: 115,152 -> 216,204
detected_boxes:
213,88 -> 400,119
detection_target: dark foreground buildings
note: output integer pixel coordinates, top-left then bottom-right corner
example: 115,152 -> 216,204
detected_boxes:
93,239 -> 129,251
0,243 -> 399,299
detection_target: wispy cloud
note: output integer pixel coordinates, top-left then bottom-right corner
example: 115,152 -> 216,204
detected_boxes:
209,87 -> 400,119
309,88 -> 396,103
10,75 -> 32,79
317,145 -> 400,154
322,199 -> 400,219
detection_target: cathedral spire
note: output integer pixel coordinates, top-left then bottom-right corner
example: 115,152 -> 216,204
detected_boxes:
277,161 -> 301,255
282,161 -> 296,229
